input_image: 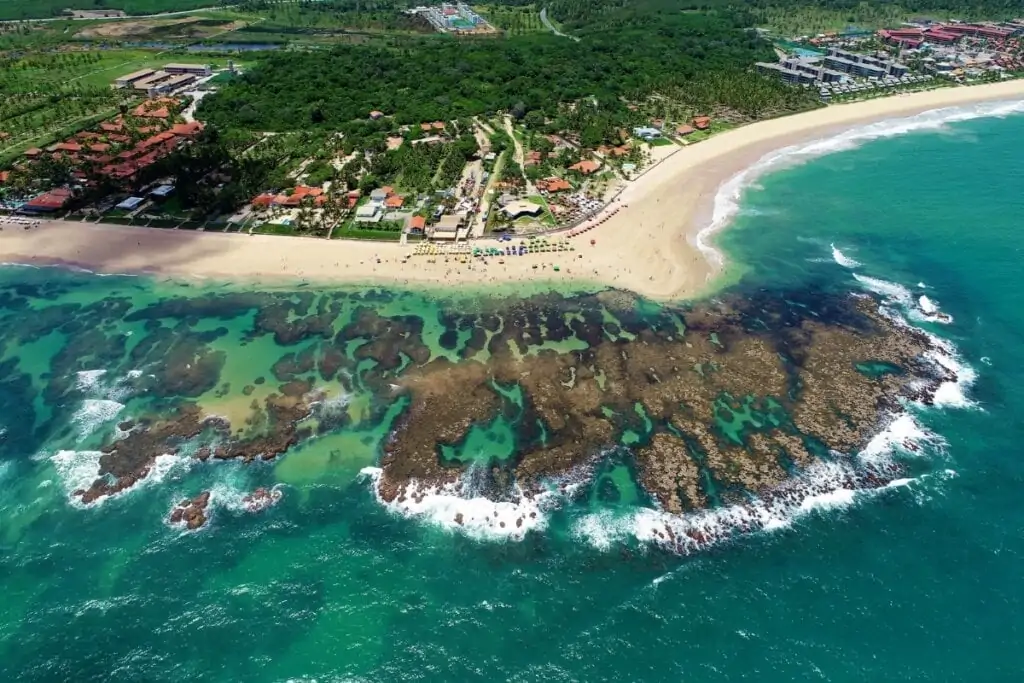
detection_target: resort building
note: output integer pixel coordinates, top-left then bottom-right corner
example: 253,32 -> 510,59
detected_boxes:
429,212 -> 466,239
501,201 -> 543,220
162,63 -> 212,77
115,69 -> 158,89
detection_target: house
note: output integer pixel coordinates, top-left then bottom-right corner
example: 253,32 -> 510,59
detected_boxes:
693,116 -> 711,130
676,124 -> 695,136
369,110 -> 385,120
525,150 -> 543,166
0,171 -> 9,184
569,160 -> 601,175
420,123 -> 433,132
385,195 -> 405,209
170,121 -> 203,137
115,68 -> 156,89
632,126 -> 661,140
355,204 -> 383,223
430,213 -> 465,239
501,200 -> 543,219
651,119 -> 664,129
432,121 -> 446,131
252,193 -> 275,209
88,143 -> 112,153
24,148 -> 42,158
21,187 -> 73,213
538,177 -> 571,193
409,215 -> 426,233
100,121 -> 125,133
369,188 -> 389,204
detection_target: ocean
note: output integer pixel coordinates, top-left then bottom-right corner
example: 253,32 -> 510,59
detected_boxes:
3,101 -> 1024,681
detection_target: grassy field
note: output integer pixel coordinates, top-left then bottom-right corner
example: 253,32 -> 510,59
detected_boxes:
752,5 -> 993,36
473,4 -> 547,35
0,0 -> 219,22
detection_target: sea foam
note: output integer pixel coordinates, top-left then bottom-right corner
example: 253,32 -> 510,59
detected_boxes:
698,99 -> 1024,265
360,467 -> 554,541
830,244 -> 861,268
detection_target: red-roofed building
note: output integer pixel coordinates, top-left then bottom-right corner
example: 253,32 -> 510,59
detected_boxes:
88,143 -> 111,153
420,123 -> 433,132
924,28 -> 959,43
100,121 -> 125,133
409,215 -> 426,232
0,171 -> 9,184
170,121 -> 203,137
106,134 -> 131,144
22,187 -> 73,213
432,121 -> 445,131
252,193 -> 274,208
385,195 -> 405,209
693,116 -> 711,130
538,177 -> 571,192
24,148 -> 42,158
676,124 -> 695,136
569,159 -> 601,175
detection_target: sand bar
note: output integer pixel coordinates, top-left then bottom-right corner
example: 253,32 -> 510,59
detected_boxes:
4,80 -> 1024,299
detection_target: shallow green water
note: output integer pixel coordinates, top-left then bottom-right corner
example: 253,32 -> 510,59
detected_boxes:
3,101 -> 1024,681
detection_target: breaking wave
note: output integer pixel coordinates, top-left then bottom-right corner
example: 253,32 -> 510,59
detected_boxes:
830,244 -> 861,268
698,99 -> 1024,265
360,466 -> 561,541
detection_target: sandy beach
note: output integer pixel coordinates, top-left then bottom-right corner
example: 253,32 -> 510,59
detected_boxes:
5,79 -> 1024,299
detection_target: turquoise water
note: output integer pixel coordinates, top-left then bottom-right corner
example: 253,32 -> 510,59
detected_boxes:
4,103 -> 1024,680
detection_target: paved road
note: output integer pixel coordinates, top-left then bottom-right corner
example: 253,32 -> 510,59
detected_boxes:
539,7 -> 578,41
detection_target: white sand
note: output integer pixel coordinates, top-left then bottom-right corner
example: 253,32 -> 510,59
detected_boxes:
4,80 -> 1024,299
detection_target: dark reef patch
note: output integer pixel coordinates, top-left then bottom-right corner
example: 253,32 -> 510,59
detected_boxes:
0,278 -> 952,532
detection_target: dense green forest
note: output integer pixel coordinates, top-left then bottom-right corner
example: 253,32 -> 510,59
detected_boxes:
198,8 -> 812,133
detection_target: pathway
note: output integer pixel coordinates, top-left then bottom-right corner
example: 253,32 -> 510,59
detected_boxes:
539,7 -> 578,41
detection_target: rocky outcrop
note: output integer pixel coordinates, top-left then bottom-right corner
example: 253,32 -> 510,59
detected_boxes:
168,491 -> 211,530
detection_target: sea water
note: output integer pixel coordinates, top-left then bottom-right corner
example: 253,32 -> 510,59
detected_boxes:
3,103 -> 1024,680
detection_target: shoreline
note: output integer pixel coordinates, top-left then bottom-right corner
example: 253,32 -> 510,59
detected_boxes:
4,80 -> 1024,299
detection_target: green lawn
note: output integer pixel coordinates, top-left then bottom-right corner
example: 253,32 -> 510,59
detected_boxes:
649,137 -> 675,147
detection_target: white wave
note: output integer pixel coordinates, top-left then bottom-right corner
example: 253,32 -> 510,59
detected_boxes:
75,369 -> 107,392
50,447 -> 187,507
360,466 -> 551,541
698,99 -> 1024,265
924,347 -> 978,409
853,273 -> 915,307
50,449 -> 104,499
854,274 -> 954,324
72,399 -> 125,439
859,413 -> 939,465
830,244 -> 861,268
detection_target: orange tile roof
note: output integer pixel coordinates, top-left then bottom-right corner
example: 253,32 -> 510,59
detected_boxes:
693,116 -> 711,129
24,148 -> 42,157
381,186 -> 394,195
540,177 -> 571,192
410,215 -> 426,230
252,194 -> 274,208
570,160 -> 600,174
170,121 -> 203,136
676,124 -> 695,135
421,123 -> 433,131
385,195 -> 404,208
0,171 -> 8,183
